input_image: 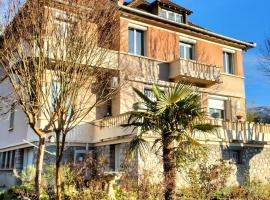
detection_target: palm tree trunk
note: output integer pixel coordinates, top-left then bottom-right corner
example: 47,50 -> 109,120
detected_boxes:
35,136 -> 46,199
163,139 -> 177,200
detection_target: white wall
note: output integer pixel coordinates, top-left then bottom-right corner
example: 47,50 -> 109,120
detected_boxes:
0,78 -> 29,149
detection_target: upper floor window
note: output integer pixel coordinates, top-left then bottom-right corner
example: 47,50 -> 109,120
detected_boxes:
159,9 -> 183,23
223,50 -> 235,74
128,28 -> 145,56
9,104 -> 15,131
180,42 -> 194,60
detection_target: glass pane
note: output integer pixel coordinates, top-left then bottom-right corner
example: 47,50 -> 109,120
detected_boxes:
210,108 -> 224,119
186,46 -> 192,60
223,52 -> 227,72
176,14 -> 182,23
228,53 -> 234,74
128,28 -> 134,54
180,45 -> 185,58
6,151 -> 10,168
136,30 -> 144,55
144,89 -> 156,102
168,12 -> 175,21
160,10 -> 167,18
1,152 -> 6,168
75,152 -> 86,162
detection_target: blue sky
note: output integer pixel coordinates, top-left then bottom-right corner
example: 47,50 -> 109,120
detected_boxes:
175,0 -> 270,107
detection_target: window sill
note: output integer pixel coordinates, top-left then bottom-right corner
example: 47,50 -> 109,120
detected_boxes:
220,72 -> 245,79
0,168 -> 14,171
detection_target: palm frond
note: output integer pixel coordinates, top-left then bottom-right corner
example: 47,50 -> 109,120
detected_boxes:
133,87 -> 153,105
193,123 -> 219,133
126,135 -> 150,160
152,84 -> 161,99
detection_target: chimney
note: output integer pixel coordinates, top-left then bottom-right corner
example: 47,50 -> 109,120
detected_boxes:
118,0 -> 125,4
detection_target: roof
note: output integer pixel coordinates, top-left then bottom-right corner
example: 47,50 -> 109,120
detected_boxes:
118,3 -> 256,50
150,0 -> 193,15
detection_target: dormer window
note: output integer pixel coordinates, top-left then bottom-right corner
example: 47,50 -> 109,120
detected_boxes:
159,9 -> 183,23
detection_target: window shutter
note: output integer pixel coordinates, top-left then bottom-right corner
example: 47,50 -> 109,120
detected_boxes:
225,99 -> 232,120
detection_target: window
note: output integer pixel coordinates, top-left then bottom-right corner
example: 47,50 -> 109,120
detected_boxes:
180,42 -> 194,60
176,14 -> 183,23
160,9 -> 167,18
51,81 -> 61,112
109,144 -> 121,172
74,150 -> 87,163
168,12 -> 175,21
54,20 -> 70,38
159,9 -> 183,23
128,28 -> 145,56
229,150 -> 242,164
223,51 -> 235,74
144,88 -> 157,102
9,104 -> 15,130
0,150 -> 16,170
208,98 -> 226,119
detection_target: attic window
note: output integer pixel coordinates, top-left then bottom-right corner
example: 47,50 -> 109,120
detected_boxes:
159,9 -> 183,23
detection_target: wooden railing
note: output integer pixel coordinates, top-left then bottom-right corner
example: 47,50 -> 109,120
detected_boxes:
170,59 -> 221,83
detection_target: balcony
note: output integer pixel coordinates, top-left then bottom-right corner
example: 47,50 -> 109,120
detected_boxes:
169,59 -> 221,86
93,113 -> 270,144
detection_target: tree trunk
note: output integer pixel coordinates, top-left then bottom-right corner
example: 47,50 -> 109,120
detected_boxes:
55,158 -> 62,200
55,133 -> 66,200
35,136 -> 46,199
163,139 -> 177,200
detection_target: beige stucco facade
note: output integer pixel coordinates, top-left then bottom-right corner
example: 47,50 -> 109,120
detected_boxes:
1,0 -> 266,188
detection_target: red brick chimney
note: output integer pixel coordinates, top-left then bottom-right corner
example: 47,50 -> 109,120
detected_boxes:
118,0 -> 125,4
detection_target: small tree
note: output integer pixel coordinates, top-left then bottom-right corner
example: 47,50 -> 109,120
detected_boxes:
123,82 -> 216,200
0,0 -> 121,199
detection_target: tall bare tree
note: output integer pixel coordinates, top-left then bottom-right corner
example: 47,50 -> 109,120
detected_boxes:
0,0 -> 121,199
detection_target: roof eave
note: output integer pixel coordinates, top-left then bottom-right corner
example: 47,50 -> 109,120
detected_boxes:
118,3 -> 256,50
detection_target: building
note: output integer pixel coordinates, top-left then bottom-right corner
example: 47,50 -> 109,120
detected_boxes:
0,0 -> 269,188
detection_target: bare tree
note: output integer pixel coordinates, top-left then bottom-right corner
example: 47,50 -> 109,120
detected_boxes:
0,0 -> 121,199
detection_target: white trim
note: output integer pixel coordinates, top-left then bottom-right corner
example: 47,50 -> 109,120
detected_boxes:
179,33 -> 242,51
223,48 -> 236,53
128,23 -> 147,31
118,4 -> 256,49
122,17 -> 244,51
180,36 -> 197,44
209,95 -> 228,101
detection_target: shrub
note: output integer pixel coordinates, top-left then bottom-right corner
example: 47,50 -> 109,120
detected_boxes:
182,159 -> 233,200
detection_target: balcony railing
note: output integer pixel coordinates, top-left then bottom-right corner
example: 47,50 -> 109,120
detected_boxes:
169,59 -> 221,85
94,112 -> 131,129
94,113 -> 270,143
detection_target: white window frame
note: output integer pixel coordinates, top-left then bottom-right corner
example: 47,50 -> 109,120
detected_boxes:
128,26 -> 146,56
180,42 -> 194,60
208,95 -> 227,119
160,9 -> 183,23
223,49 -> 236,75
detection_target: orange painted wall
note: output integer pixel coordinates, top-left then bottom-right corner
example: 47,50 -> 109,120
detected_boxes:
119,18 -> 244,76
148,27 -> 179,61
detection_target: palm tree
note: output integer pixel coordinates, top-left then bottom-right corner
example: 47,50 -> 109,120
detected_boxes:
123,82 -> 216,200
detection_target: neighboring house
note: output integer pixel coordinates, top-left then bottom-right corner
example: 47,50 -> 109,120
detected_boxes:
0,0 -> 270,188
